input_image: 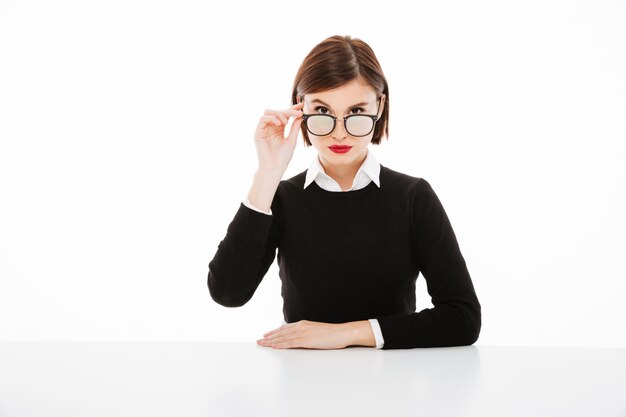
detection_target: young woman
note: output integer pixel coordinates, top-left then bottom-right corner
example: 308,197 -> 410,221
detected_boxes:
208,35 -> 481,350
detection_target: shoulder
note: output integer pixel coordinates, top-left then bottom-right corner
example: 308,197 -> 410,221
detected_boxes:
278,169 -> 307,195
270,169 -> 307,213
380,165 -> 434,198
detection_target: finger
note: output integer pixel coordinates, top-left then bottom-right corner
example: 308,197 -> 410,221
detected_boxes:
260,119 -> 280,128
264,336 -> 288,346
270,336 -> 304,349
263,322 -> 298,337
257,338 -> 285,348
260,115 -> 280,123
287,117 -> 303,142
260,115 -> 281,127
268,108 -> 302,118
265,326 -> 300,341
262,328 -> 289,339
263,326 -> 285,337
265,112 -> 287,124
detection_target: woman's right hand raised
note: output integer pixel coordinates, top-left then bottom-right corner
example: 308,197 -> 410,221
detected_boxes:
253,102 -> 304,173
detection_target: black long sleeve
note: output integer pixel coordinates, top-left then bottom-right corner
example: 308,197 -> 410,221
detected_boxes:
374,179 -> 481,349
207,165 -> 481,349
207,192 -> 281,308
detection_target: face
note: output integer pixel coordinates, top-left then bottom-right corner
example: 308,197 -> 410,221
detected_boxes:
301,78 -> 384,172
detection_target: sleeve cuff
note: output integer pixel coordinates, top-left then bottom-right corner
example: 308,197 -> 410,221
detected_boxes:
243,198 -> 272,215
368,318 -> 385,349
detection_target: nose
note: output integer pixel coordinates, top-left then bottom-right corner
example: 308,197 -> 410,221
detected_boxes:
332,117 -> 348,140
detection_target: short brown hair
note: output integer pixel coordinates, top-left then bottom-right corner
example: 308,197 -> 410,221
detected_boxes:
292,35 -> 390,147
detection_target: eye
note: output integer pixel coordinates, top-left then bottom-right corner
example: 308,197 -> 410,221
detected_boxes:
314,106 -> 330,114
314,106 -> 365,115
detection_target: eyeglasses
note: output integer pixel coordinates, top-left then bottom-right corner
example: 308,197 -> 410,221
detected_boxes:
298,94 -> 385,137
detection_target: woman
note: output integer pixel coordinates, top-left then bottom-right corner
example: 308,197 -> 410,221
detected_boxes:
208,35 -> 481,350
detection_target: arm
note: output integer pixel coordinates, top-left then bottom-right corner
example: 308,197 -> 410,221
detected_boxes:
340,320 -> 376,347
207,169 -> 283,307
340,319 -> 384,348
375,179 -> 482,349
243,198 -> 272,215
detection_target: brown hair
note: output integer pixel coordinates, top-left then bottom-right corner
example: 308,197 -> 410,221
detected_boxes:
292,35 -> 390,147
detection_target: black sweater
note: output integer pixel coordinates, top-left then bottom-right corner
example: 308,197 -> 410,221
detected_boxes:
207,164 -> 481,349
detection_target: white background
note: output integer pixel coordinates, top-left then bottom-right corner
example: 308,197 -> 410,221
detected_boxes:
1,0 -> 624,346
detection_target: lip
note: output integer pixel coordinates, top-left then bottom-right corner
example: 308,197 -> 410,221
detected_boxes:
328,145 -> 352,154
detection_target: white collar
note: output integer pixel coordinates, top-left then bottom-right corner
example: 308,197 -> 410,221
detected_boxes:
304,148 -> 381,190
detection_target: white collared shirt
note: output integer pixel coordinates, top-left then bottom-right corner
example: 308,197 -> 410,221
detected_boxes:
303,147 -> 381,191
243,148 -> 385,349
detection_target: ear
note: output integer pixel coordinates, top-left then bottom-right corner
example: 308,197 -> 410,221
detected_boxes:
377,94 -> 386,118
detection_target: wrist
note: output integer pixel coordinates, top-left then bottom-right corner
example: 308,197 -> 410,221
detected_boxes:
256,166 -> 286,179
341,320 -> 376,348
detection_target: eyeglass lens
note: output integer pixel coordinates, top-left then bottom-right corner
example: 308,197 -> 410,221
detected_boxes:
306,115 -> 374,137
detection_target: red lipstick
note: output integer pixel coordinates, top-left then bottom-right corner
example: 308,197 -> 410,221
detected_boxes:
329,145 -> 352,154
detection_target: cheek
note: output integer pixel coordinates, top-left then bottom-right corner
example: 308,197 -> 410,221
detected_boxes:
309,137 -> 325,150
309,140 -> 320,150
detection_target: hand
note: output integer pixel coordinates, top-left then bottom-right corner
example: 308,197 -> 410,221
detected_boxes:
256,320 -> 349,350
253,102 -> 304,172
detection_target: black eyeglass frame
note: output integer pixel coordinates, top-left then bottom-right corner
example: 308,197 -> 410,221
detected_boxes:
297,94 -> 386,137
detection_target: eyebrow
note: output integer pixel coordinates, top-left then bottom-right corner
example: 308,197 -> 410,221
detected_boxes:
310,99 -> 370,109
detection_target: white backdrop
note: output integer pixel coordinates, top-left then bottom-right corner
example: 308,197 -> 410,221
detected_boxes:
1,0 -> 624,346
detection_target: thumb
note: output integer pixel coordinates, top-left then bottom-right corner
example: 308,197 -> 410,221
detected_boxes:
287,117 -> 303,143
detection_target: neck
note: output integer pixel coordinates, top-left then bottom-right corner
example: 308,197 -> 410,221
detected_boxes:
319,149 -> 368,189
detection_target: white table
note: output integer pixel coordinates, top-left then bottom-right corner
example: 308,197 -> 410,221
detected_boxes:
0,342 -> 624,417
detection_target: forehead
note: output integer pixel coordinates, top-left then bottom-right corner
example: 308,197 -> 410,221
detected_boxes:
305,79 -> 377,109
309,98 -> 371,109
305,93 -> 376,110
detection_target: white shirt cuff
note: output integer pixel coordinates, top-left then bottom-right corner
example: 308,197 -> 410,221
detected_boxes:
243,198 -> 272,215
368,318 -> 385,349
